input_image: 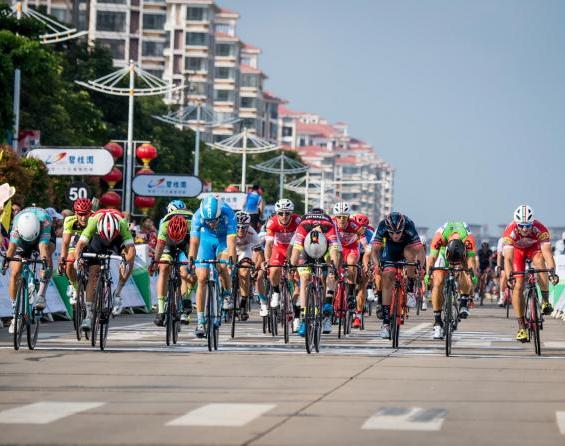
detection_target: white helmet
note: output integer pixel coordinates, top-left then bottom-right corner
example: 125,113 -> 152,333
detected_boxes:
513,204 -> 534,225
97,212 -> 121,241
16,212 -> 41,242
303,230 -> 328,259
333,201 -> 351,216
275,198 -> 294,213
235,210 -> 251,226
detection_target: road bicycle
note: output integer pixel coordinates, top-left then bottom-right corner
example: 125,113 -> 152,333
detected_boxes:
61,258 -> 89,341
333,264 -> 359,338
301,260 -> 329,354
230,258 -> 255,339
198,259 -> 229,352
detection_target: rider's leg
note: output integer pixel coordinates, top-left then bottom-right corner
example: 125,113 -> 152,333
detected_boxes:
37,242 -> 52,300
195,266 -> 210,326
381,268 -> 396,326
156,263 -> 170,315
431,270 -> 447,326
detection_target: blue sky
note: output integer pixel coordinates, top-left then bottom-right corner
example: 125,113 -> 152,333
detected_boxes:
222,0 -> 565,233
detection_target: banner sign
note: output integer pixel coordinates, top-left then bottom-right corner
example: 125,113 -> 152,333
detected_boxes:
27,147 -> 113,176
198,192 -> 246,210
132,174 -> 203,198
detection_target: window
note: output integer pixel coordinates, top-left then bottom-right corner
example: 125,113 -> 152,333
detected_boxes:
241,74 -> 258,88
142,41 -> 165,57
241,55 -> 253,66
216,43 -> 234,57
215,67 -> 233,80
241,118 -> 256,129
51,8 -> 70,23
189,82 -> 207,95
214,90 -> 234,102
185,57 -> 205,71
146,69 -> 163,79
215,23 -> 234,36
240,97 -> 256,109
282,126 -> 293,137
143,13 -> 165,30
186,32 -> 208,46
98,38 -> 125,59
96,11 -> 126,32
186,7 -> 207,21
98,0 -> 126,4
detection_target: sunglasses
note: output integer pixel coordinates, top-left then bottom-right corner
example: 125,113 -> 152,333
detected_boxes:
237,225 -> 248,230
205,217 -> 220,224
336,215 -> 349,219
518,223 -> 533,230
277,212 -> 291,216
388,229 -> 403,236
76,212 -> 90,217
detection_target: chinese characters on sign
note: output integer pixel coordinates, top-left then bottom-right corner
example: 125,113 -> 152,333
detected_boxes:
27,148 -> 114,176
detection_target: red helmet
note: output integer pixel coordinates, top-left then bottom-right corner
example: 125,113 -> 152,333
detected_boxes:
73,198 -> 92,214
97,211 -> 121,241
352,214 -> 369,227
167,215 -> 188,243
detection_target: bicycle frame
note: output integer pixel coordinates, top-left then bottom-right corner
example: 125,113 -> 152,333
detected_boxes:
198,259 -> 229,351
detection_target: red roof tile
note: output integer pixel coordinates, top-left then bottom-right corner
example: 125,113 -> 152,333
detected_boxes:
295,121 -> 339,138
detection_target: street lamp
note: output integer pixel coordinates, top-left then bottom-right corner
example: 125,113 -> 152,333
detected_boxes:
8,1 -> 87,153
207,128 -> 279,192
251,153 -> 309,200
75,61 -> 181,214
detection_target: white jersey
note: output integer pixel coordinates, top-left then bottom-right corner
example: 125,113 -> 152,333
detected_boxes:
236,226 -> 262,260
496,237 -> 505,254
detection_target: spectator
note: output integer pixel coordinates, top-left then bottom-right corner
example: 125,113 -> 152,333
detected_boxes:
135,216 -> 157,251
243,184 -> 264,231
555,231 -> 565,255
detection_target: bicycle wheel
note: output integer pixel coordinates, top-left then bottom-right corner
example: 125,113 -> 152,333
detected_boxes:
165,287 -> 174,346
314,285 -> 323,353
527,289 -> 541,355
444,288 -> 453,357
99,282 -> 111,351
13,279 -> 26,351
305,285 -> 316,354
90,279 -> 103,347
281,284 -> 290,344
206,281 -> 215,352
74,279 -> 86,341
213,290 -> 220,351
172,289 -> 181,345
230,277 -> 238,339
390,288 -> 399,348
269,305 -> 278,337
336,285 -> 345,339
27,300 -> 40,350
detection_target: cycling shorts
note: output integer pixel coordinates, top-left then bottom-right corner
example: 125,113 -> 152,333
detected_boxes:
195,231 -> 228,268
161,244 -> 189,264
15,241 -> 39,259
342,244 -> 361,261
269,244 -> 289,267
511,245 -> 542,273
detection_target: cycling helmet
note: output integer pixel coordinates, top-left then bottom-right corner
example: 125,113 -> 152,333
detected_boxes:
167,199 -> 187,214
445,239 -> 466,263
303,230 -> 328,259
200,195 -> 223,220
96,212 -> 121,241
352,214 -> 369,227
275,198 -> 294,213
235,210 -> 251,226
15,212 -> 41,242
333,201 -> 351,216
384,212 -> 406,233
73,198 -> 92,214
309,207 -> 324,215
513,204 -> 534,225
167,215 -> 188,243
46,207 -> 63,221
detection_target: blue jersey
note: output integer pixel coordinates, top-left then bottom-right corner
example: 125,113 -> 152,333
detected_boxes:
191,203 -> 236,238
244,191 -> 262,214
10,207 -> 53,246
371,216 -> 420,248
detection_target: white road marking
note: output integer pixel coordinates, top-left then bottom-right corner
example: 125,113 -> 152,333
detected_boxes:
404,323 -> 432,334
455,340 -> 492,347
544,342 -> 565,349
557,412 -> 565,434
0,402 -> 105,424
167,403 -> 275,427
362,407 -> 447,431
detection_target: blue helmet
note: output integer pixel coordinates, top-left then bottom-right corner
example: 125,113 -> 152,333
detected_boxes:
167,199 -> 186,214
200,195 -> 223,220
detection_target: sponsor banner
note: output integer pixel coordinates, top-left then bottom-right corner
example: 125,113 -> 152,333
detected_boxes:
132,174 -> 203,198
27,147 -> 113,176
198,192 -> 247,211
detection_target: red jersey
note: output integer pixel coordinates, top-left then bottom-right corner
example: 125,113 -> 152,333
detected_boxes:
503,220 -> 550,249
332,217 -> 364,248
265,214 -> 301,247
293,214 -> 340,248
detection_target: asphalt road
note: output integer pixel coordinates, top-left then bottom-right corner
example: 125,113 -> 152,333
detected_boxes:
1,300 -> 565,445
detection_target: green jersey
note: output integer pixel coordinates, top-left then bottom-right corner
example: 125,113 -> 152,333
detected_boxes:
430,221 -> 477,257
79,212 -> 134,247
157,210 -> 192,246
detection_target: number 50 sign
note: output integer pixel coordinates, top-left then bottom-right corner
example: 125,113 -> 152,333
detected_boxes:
66,181 -> 91,203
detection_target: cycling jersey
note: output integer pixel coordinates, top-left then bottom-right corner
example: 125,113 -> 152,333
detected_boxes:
243,191 -> 263,214
191,203 -> 236,265
503,220 -> 550,273
332,217 -> 364,248
430,221 -> 477,257
478,248 -> 493,271
293,213 -> 340,250
157,210 -> 193,247
10,207 -> 53,248
236,226 -> 262,261
79,212 -> 133,254
63,215 -> 89,251
371,216 -> 421,264
265,214 -> 301,266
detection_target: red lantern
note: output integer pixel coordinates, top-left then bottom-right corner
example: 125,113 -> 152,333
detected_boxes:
134,195 -> 156,215
104,142 -> 123,160
99,191 -> 122,209
136,167 -> 154,175
102,167 -> 123,189
225,185 -> 239,192
136,143 -> 157,167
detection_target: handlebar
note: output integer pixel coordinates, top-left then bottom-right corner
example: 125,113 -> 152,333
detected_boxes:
82,253 -> 124,262
4,256 -> 46,265
430,266 -> 468,273
511,268 -> 554,277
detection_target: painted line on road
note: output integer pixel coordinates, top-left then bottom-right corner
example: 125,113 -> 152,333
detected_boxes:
362,407 -> 447,431
0,402 -> 105,425
404,323 -> 432,334
167,403 -> 275,427
557,412 -> 565,434
544,342 -> 565,349
454,340 -> 492,348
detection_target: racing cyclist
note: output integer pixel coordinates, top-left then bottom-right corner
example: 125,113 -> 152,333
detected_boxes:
149,201 -> 194,327
73,210 -> 136,330
354,214 -> 376,325
2,207 -> 54,334
370,212 -> 425,339
188,196 -> 237,338
503,205 -> 559,342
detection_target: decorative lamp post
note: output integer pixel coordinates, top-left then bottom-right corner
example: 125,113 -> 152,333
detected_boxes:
100,191 -> 122,209
76,62 -> 180,214
136,143 -> 157,168
102,167 -> 123,189
251,154 -> 309,200
134,195 -> 156,215
207,128 -> 280,192
104,142 -> 124,160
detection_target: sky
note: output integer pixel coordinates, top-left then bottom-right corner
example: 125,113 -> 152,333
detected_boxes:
222,0 -> 565,233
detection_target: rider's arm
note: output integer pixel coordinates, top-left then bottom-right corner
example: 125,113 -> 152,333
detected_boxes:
540,242 -> 556,270
503,245 -> 514,276
59,232 -> 72,263
227,234 -> 237,264
153,239 -> 166,263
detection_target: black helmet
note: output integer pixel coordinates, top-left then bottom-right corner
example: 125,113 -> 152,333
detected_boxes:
309,207 -> 324,215
384,212 -> 405,233
445,239 -> 466,263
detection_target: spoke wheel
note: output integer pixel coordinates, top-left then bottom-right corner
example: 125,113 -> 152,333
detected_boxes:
27,307 -> 40,350
99,284 -> 111,351
13,280 -> 25,351
206,281 -> 215,352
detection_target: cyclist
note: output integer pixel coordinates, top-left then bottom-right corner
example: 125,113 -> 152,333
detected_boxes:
290,208 -> 340,336
495,236 -> 508,306
243,184 -> 264,231
73,209 -> 136,330
264,199 -> 301,328
234,210 -> 265,321
502,205 -> 559,342
425,222 -> 478,339
2,206 -> 54,334
58,198 -> 93,305
188,195 -> 237,338
477,241 -> 493,302
149,200 -> 194,327
331,202 -> 365,329
370,212 -> 424,338
355,213 -> 376,326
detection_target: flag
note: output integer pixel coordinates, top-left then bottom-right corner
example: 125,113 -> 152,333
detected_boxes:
1,199 -> 11,234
